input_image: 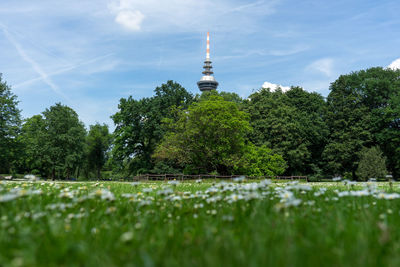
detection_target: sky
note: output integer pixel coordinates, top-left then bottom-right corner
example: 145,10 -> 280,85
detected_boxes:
1,0 -> 399,128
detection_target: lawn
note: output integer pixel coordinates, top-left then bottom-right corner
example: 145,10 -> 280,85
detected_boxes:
1,179 -> 400,267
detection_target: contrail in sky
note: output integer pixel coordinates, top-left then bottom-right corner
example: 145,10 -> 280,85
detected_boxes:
1,24 -> 70,101
13,53 -> 114,89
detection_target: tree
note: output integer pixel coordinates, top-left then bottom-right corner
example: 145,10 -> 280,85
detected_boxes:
243,87 -> 328,175
154,96 -> 252,174
87,123 -> 111,179
42,103 -> 86,179
323,67 -> 400,178
239,144 -> 287,176
356,147 -> 387,181
112,81 -> 193,175
196,90 -> 244,105
17,115 -> 48,175
0,74 -> 21,173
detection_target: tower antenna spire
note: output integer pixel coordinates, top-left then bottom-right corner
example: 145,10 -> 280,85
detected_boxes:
197,32 -> 218,92
206,32 -> 210,59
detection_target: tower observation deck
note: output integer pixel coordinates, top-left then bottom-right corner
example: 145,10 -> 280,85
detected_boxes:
197,32 -> 218,92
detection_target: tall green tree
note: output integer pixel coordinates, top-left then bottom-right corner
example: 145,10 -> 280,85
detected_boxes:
244,87 -> 328,175
42,103 -> 86,179
17,115 -> 48,175
86,123 -> 111,179
154,96 -> 252,174
0,74 -> 21,173
112,81 -> 193,175
323,67 -> 400,178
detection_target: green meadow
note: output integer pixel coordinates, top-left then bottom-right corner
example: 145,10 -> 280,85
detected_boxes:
1,180 -> 400,267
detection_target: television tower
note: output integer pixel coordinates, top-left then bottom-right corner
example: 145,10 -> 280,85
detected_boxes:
197,32 -> 218,92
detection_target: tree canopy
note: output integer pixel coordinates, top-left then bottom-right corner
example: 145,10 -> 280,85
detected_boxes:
243,86 -> 328,175
0,74 -> 21,173
111,81 -> 193,175
86,123 -> 112,179
1,67 -> 399,180
323,67 -> 400,178
154,96 -> 252,174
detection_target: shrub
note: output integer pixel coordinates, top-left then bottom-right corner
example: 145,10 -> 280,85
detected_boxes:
356,146 -> 387,181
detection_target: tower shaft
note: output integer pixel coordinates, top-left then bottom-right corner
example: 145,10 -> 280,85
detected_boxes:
197,32 -> 218,92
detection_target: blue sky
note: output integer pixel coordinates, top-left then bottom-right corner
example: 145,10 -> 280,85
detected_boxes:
1,0 -> 399,128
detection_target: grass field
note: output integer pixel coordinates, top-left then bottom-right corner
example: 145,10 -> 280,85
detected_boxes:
1,179 -> 400,267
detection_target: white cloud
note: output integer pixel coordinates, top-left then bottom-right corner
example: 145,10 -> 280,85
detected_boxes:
306,58 -> 334,77
262,81 -> 290,92
108,0 -> 278,33
388,58 -> 400,70
114,9 -> 145,31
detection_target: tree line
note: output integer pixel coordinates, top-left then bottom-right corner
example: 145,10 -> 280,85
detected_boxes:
0,67 -> 399,180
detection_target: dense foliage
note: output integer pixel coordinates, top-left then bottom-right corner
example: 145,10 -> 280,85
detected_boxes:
16,104 -> 87,179
154,96 -> 286,175
155,96 -> 247,174
1,67 -> 399,179
244,87 -> 328,176
323,67 -> 400,179
0,74 -> 21,173
86,124 -> 112,179
111,81 -> 193,175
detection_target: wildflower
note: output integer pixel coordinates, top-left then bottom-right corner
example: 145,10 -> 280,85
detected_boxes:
142,188 -> 153,193
171,195 -> 182,201
259,179 -> 272,187
0,193 -> 19,202
168,180 -> 180,186
106,207 -> 117,214
378,193 -> 400,200
206,196 -> 221,203
194,203 -> 204,209
120,232 -> 134,243
305,200 -> 315,206
228,194 -> 244,202
337,191 -> 350,197
284,198 -> 302,207
32,212 -> 46,220
350,190 -> 370,197
222,215 -> 234,222
91,189 -> 115,201
59,191 -> 74,199
206,187 -> 219,194
279,190 -> 293,200
157,187 -> 173,196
